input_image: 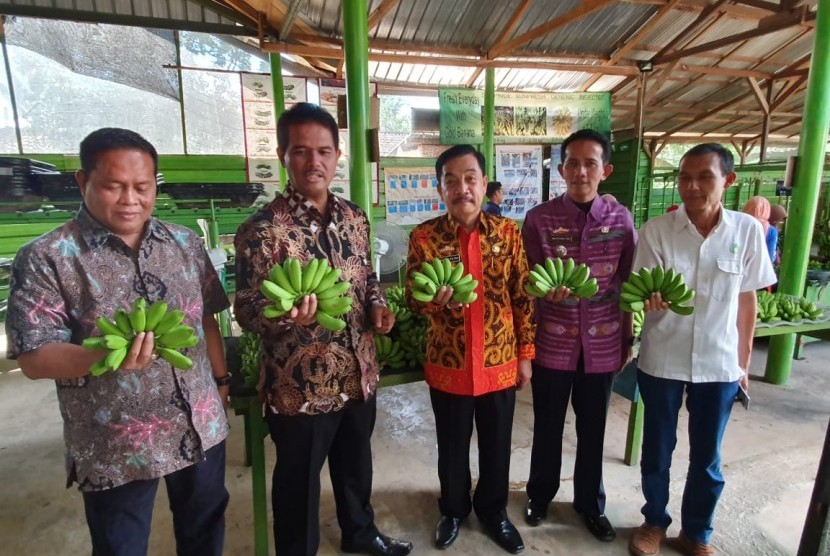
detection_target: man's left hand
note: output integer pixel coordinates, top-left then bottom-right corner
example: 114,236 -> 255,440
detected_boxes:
372,305 -> 395,334
217,384 -> 230,409
516,359 -> 532,390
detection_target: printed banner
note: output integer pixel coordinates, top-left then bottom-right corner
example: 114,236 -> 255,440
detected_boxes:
495,145 -> 543,220
548,144 -> 567,200
439,89 -> 611,145
384,168 -> 444,225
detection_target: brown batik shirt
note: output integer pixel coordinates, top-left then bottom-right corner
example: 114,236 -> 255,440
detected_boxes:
5,205 -> 230,492
234,182 -> 384,416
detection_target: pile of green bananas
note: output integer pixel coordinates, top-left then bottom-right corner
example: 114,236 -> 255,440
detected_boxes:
260,257 -> 352,332
374,335 -> 406,370
620,267 -> 695,316
83,298 -> 197,376
239,332 -> 261,389
411,260 -> 478,304
382,286 -> 427,371
757,291 -> 824,323
633,309 -> 644,338
525,257 -> 599,299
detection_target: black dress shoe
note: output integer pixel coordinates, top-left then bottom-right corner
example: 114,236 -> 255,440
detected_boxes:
524,499 -> 547,527
581,513 -> 616,542
435,515 -> 462,549
341,533 -> 414,556
483,518 -> 524,554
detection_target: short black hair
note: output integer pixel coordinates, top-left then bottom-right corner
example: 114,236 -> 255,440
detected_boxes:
561,129 -> 611,164
435,144 -> 486,181
680,143 -> 735,175
277,102 -> 339,152
486,181 -> 502,197
79,128 -> 158,175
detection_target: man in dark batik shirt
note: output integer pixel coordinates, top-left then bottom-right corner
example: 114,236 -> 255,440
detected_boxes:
6,128 -> 231,556
234,103 -> 412,556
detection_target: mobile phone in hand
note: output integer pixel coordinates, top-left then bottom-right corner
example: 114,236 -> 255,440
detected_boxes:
736,384 -> 750,410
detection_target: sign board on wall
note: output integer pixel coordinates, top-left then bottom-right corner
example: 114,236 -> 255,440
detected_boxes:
439,89 -> 611,145
495,145 -> 543,220
384,167 -> 444,225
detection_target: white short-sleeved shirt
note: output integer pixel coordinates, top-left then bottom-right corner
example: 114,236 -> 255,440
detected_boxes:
634,205 -> 777,383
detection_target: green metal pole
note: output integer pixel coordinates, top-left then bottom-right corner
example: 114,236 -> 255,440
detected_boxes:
483,68 -> 496,179
342,0 -> 371,214
269,53 -> 289,190
765,0 -> 830,385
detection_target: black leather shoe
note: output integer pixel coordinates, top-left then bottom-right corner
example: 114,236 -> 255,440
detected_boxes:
483,518 -> 524,554
581,513 -> 616,542
434,515 -> 462,549
341,533 -> 414,556
524,500 -> 547,527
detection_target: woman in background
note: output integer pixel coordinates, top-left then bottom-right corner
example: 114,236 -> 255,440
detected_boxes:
743,196 -> 776,264
768,204 -> 788,265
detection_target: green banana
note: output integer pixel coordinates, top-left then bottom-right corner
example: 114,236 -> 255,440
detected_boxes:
626,272 -> 650,297
451,279 -> 478,295
639,268 -> 654,292
301,258 -> 319,293
261,280 -> 296,302
562,258 -> 575,284
651,266 -> 665,292
82,337 -> 107,350
314,267 -> 342,292
309,259 -> 330,292
89,358 -> 110,377
316,310 -> 347,332
433,259 -> 445,284
669,304 -> 695,316
524,283 -> 550,298
157,347 -> 194,370
114,308 -> 134,336
96,316 -> 126,338
420,261 -> 439,284
316,281 -> 351,300
412,290 -> 434,303
263,305 -> 286,319
529,270 -> 554,290
129,298 -> 147,332
571,278 -> 599,298
454,290 -> 478,304
544,258 -> 558,285
144,300 -> 168,331
158,327 -> 199,348
448,261 -> 465,285
153,309 -> 185,336
569,264 -> 591,288
553,258 -> 564,285
103,334 -> 130,350
105,347 -> 128,371
443,259 -> 453,284
287,258 -> 303,292
269,261 -> 297,295
317,296 -> 353,314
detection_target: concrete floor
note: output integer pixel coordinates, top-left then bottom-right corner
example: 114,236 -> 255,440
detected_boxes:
0,338 -> 827,556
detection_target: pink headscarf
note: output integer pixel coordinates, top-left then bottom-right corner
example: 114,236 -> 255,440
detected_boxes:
743,196 -> 771,234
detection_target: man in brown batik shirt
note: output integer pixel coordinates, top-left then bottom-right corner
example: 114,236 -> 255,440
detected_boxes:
234,103 -> 412,556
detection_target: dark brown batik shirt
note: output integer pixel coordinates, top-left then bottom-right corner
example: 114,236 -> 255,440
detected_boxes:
234,182 -> 383,416
5,205 -> 230,492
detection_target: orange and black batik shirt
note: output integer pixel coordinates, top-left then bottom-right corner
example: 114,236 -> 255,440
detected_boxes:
406,212 -> 535,396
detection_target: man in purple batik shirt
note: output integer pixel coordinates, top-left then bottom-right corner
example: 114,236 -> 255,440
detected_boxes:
521,129 -> 637,543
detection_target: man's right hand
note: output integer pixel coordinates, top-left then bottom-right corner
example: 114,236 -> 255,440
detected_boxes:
544,285 -> 571,303
289,294 -> 318,326
432,286 -> 463,310
120,331 -> 157,371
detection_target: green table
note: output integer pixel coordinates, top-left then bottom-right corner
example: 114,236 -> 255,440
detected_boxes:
230,370 -> 425,556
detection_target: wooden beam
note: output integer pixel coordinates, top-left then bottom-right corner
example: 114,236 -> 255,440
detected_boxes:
620,0 -> 794,19
488,0 -> 534,55
771,74 -> 808,110
488,0 -> 615,59
367,0 -> 401,31
654,10 -> 816,64
674,64 -> 771,79
336,59 -> 345,79
644,62 -> 677,104
759,79 -> 773,161
466,67 -> 484,88
747,76 -> 770,114
732,0 -> 781,13
658,91 -> 752,138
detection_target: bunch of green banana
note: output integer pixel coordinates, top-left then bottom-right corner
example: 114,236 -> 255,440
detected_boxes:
524,257 -> 599,299
632,309 -> 644,338
83,298 -> 197,376
757,291 -> 824,323
411,259 -> 478,304
239,332 -> 261,389
620,267 -> 695,316
374,335 -> 406,370
260,257 -> 353,332
397,322 -> 427,369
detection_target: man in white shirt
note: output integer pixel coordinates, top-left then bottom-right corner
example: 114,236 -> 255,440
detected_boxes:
628,143 -> 776,556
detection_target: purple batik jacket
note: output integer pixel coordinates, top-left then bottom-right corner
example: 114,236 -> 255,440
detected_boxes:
521,194 -> 637,373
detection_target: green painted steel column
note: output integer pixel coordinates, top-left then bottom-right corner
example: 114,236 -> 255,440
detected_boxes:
765,0 -> 830,385
269,53 -> 289,190
342,0 -> 372,214
483,68 -> 496,178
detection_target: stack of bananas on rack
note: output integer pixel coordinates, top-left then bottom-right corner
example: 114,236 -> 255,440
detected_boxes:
260,258 -> 352,332
620,267 -> 695,316
411,260 -> 478,304
83,298 -> 197,375
757,290 -> 824,323
373,335 -> 406,370
632,309 -> 645,338
239,331 -> 261,389
384,285 -> 427,370
524,257 -> 599,299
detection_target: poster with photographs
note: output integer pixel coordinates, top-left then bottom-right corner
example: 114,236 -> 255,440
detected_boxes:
495,145 -> 543,220
283,76 -> 307,104
241,72 -> 279,188
384,168 -> 444,225
548,144 -> 567,200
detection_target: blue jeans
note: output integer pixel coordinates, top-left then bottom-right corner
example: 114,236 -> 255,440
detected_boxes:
637,371 -> 739,544
82,440 -> 228,556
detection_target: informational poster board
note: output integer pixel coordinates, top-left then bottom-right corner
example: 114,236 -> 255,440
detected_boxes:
439,89 -> 611,145
548,144 -> 567,200
495,145 -> 543,220
240,73 -> 292,188
384,167 -> 444,225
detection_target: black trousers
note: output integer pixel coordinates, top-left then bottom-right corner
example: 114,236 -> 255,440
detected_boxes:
267,398 -> 379,556
430,387 -> 516,525
82,441 -> 228,556
526,359 -> 614,516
